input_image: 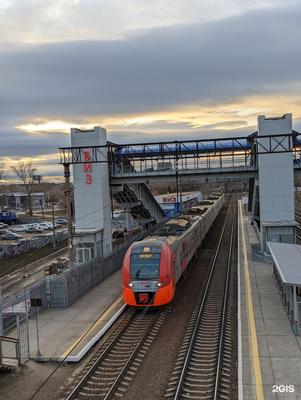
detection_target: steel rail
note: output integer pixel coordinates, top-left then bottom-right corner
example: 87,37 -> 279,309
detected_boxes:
65,295 -> 161,400
173,200 -> 234,400
65,309 -> 135,400
0,246 -> 68,280
213,206 -> 236,399
103,317 -> 157,400
65,200 -> 231,400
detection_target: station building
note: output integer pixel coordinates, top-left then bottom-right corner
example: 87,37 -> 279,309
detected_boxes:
1,192 -> 45,210
155,191 -> 203,217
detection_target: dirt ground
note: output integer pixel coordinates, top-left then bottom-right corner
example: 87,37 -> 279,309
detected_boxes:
0,360 -> 76,400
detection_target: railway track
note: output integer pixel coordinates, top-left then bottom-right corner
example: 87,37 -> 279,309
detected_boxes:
62,199 -> 235,400
63,306 -> 168,400
164,201 -> 236,400
0,246 -> 68,298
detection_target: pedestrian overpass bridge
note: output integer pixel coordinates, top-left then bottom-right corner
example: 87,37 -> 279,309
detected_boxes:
59,114 -> 301,262
60,131 -> 301,184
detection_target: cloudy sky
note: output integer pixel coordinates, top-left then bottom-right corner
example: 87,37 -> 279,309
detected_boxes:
1,0 -> 301,181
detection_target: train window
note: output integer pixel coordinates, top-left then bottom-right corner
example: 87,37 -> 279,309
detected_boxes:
130,253 -> 160,280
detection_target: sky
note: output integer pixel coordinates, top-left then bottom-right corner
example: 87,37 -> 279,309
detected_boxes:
0,0 -> 301,181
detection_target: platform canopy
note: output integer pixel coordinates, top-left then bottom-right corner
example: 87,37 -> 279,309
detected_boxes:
268,242 -> 301,285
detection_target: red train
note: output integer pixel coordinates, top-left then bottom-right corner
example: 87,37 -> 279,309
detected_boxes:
122,192 -> 224,306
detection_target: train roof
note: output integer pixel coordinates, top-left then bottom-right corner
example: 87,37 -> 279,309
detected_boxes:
131,240 -> 163,252
147,216 -> 194,242
166,218 -> 191,228
187,206 -> 208,215
141,194 -> 223,244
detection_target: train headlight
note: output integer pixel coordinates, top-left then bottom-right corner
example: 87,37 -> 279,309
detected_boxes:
157,282 -> 162,287
129,282 -> 133,287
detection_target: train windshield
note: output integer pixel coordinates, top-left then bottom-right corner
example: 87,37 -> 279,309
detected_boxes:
130,253 -> 161,280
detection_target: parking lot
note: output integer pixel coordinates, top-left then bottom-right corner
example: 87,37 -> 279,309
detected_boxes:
0,220 -> 68,246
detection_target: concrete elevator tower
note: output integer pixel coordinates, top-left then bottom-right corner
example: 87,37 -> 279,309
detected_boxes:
71,127 -> 112,263
257,114 -> 296,252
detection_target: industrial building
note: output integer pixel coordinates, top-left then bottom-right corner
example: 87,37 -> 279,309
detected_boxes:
154,191 -> 203,217
0,192 -> 45,210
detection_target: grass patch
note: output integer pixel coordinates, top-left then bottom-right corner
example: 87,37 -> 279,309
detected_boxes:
0,240 -> 68,277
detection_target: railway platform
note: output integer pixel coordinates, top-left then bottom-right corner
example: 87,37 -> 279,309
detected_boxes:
27,269 -> 124,362
239,201 -> 301,400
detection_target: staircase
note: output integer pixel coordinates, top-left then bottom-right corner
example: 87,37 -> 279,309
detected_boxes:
112,183 -> 165,224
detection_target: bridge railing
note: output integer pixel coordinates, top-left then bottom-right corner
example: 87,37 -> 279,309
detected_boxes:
59,133 -> 301,177
110,150 -> 254,176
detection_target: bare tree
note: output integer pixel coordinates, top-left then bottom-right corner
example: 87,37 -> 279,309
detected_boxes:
0,164 -> 7,181
11,162 -> 37,215
0,164 -> 7,209
44,185 -> 58,205
0,164 -> 7,190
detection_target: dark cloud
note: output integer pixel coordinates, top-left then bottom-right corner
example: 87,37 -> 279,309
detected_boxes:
0,126 -> 68,158
0,3 -> 301,122
1,3 -> 301,178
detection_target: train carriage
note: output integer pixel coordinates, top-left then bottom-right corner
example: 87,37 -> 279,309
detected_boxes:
122,193 -> 224,306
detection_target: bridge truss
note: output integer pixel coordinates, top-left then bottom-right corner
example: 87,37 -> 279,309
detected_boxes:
59,133 -> 301,182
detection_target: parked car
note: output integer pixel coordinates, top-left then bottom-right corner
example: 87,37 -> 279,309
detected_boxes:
55,218 -> 68,225
25,226 -> 44,234
26,223 -> 40,229
0,228 -> 12,235
13,225 -> 29,232
42,222 -> 59,229
36,223 -> 52,230
35,222 -> 49,231
1,232 -> 23,240
38,222 -> 58,230
0,222 -> 8,228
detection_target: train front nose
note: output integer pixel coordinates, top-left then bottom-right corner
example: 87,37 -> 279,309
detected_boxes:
124,280 -> 174,306
130,280 -> 159,305
123,242 -> 174,306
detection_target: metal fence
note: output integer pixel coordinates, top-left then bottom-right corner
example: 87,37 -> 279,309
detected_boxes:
0,224 -> 164,362
0,289 -> 30,365
0,336 -> 21,367
48,224 -> 163,308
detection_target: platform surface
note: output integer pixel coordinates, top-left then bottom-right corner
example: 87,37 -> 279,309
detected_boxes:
27,269 -> 123,362
239,202 -> 301,400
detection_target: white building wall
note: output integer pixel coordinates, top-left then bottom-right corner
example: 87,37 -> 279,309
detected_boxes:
258,114 -> 294,222
71,127 -> 112,258
257,114 -> 295,250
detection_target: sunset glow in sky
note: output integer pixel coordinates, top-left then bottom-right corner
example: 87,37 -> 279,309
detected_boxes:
1,0 -> 301,181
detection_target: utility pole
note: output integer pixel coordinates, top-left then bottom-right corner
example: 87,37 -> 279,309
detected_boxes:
35,304 -> 42,358
51,201 -> 56,248
175,141 -> 180,215
39,198 -> 44,218
64,163 -> 73,265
